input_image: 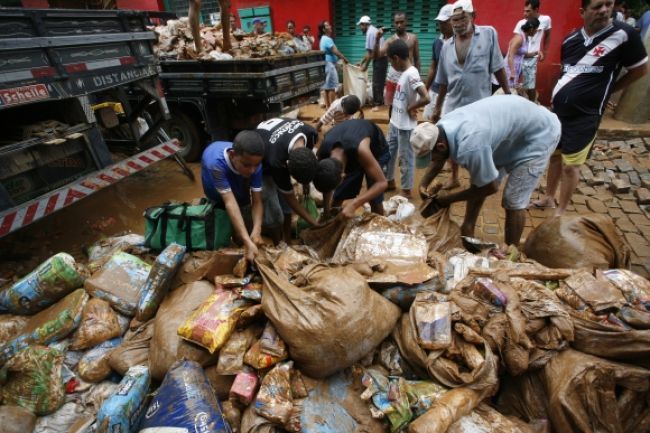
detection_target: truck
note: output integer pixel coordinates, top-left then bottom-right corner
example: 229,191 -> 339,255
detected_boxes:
144,12 -> 326,161
0,8 -> 185,239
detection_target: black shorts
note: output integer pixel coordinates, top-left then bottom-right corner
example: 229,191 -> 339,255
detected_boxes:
556,113 -> 600,155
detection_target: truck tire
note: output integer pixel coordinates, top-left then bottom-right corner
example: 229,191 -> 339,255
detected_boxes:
165,109 -> 204,162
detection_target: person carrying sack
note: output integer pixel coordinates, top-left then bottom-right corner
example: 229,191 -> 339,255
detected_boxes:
201,131 -> 265,261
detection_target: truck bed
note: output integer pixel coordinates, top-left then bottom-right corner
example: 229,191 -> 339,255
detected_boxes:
0,8 -> 158,109
159,51 -> 325,102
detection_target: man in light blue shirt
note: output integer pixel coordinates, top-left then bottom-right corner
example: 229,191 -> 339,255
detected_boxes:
357,15 -> 387,108
410,95 -> 560,247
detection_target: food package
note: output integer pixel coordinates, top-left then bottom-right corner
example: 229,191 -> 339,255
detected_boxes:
84,251 -> 151,316
0,253 -> 84,314
564,270 -> 626,313
0,289 -> 88,365
69,298 -> 121,350
1,345 -> 65,416
33,401 -> 90,433
204,248 -> 245,281
407,387 -> 485,433
254,361 -> 293,425
238,304 -> 265,327
0,314 -> 30,345
177,286 -> 252,353
469,278 -> 508,308
259,263 -> 400,378
259,322 -> 288,358
230,368 -> 259,405
149,280 -> 218,381
77,337 -> 122,383
135,243 -> 186,322
603,269 -> 650,308
139,360 -> 230,433
95,365 -> 150,433
87,234 -> 147,272
216,325 -> 262,375
0,405 -> 37,433
109,320 -> 155,375
215,274 -> 252,288
332,215 -> 428,266
411,294 -> 452,350
244,339 -> 287,370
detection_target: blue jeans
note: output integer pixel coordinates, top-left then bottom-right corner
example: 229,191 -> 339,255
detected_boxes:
386,124 -> 415,190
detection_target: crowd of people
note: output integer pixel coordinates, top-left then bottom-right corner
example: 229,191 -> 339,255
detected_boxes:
199,0 -> 649,262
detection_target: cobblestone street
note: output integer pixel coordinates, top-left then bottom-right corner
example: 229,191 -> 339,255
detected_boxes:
301,104 -> 650,277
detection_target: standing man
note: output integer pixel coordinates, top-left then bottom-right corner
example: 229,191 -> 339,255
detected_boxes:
357,16 -> 388,110
513,0 -> 552,102
256,118 -> 322,243
432,0 -> 511,191
411,95 -> 560,247
532,0 -> 648,214
424,4 -> 454,120
201,131 -> 265,260
314,119 -> 390,218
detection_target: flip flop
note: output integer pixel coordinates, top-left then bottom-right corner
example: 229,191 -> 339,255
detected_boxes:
528,199 -> 556,209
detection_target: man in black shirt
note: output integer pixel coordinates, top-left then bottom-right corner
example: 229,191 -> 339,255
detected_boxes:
532,0 -> 647,214
256,118 -> 321,242
315,119 -> 390,218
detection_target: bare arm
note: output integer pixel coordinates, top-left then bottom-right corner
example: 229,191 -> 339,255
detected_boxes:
332,45 -> 349,63
221,191 -> 258,260
413,35 -> 421,71
425,60 -> 437,90
340,139 -> 387,218
374,29 -> 391,58
539,28 -> 551,62
612,63 -> 648,93
419,157 -> 446,197
359,50 -> 372,70
432,83 -> 448,122
437,181 -> 499,207
408,85 -> 430,119
494,68 -> 511,94
250,190 -> 263,244
282,191 -> 320,227
322,190 -> 333,218
507,35 -> 523,81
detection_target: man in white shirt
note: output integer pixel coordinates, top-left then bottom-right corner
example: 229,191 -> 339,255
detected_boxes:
513,0 -> 551,102
357,16 -> 388,109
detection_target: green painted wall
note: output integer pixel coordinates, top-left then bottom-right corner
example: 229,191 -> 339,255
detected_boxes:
332,0 -> 444,78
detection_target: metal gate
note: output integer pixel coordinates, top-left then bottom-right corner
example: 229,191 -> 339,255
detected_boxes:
332,0 -> 444,78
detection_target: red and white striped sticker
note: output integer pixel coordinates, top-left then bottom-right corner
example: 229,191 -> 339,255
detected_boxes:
0,139 -> 182,238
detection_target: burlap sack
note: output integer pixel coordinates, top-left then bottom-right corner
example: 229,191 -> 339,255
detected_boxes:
523,214 -> 630,269
419,208 -> 463,256
148,280 -> 218,380
108,320 -> 154,375
0,405 -> 37,433
69,298 -> 121,350
298,218 -> 347,260
258,263 -> 400,378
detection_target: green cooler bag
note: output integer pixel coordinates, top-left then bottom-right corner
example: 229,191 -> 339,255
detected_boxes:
144,201 -> 232,251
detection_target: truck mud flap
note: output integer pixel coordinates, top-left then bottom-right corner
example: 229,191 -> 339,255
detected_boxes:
0,139 -> 181,238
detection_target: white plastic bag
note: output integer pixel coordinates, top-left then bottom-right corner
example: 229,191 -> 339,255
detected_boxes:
343,64 -> 368,105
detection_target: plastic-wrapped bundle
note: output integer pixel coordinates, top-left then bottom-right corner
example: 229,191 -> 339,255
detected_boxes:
96,365 -> 150,433
0,253 -> 84,314
138,360 -> 231,433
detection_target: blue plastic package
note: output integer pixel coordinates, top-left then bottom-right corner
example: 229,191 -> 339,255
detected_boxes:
138,360 -> 231,433
96,365 -> 150,433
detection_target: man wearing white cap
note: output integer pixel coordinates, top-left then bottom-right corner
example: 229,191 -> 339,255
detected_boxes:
411,95 -> 560,247
432,0 -> 511,123
357,15 -> 388,109
424,4 -> 454,121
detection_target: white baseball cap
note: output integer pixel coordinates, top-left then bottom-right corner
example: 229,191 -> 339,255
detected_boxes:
410,122 -> 440,157
452,0 -> 474,15
357,16 -> 372,25
435,4 -> 455,22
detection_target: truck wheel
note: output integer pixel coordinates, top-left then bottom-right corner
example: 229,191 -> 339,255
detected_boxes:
165,110 -> 203,162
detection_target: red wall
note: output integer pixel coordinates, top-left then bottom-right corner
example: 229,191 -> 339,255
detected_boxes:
230,0 -> 332,48
471,0 -> 584,104
116,0 -> 164,10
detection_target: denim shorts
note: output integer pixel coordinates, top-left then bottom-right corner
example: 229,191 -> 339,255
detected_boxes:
502,154 -> 550,210
521,57 -> 538,90
322,61 -> 339,90
262,175 -> 292,228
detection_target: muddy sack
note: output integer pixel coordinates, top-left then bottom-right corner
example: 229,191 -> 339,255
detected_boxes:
0,314 -> 30,345
84,251 -> 151,316
259,263 -> 400,378
77,337 -> 122,383
523,214 -> 630,269
0,253 -> 84,315
0,405 -> 37,433
149,280 -> 218,381
407,387 -> 487,433
446,404 -> 541,433
0,289 -> 88,366
96,365 -> 150,433
0,345 -> 65,416
498,349 -> 650,433
298,217 -> 347,260
109,320 -> 154,375
69,298 -> 121,350
420,208 -> 462,256
135,243 -> 186,322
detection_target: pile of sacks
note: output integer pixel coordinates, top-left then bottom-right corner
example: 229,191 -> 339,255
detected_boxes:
153,18 -> 309,61
0,210 -> 649,433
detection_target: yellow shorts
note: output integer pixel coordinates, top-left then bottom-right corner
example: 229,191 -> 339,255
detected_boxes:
554,137 -> 595,166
